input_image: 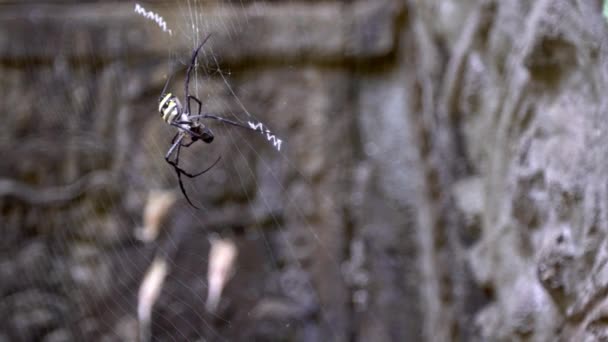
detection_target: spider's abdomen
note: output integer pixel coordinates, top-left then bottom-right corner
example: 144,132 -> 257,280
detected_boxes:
159,93 -> 181,123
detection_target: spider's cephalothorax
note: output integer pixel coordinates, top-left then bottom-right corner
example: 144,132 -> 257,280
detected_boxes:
160,34 -> 281,209
158,92 -> 214,143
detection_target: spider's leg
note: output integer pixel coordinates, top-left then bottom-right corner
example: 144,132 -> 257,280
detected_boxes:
170,122 -> 213,146
182,139 -> 197,147
174,142 -> 222,177
186,155 -> 221,177
188,96 -> 202,116
172,144 -> 221,209
165,134 -> 193,175
185,34 -> 212,114
174,165 -> 199,209
165,133 -> 184,162
170,132 -> 180,144
165,135 -> 199,209
188,114 -> 256,131
166,132 -> 221,177
165,136 -> 192,174
190,114 -> 283,151
169,123 -> 206,140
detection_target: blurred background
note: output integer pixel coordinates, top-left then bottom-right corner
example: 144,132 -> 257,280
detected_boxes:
2,0 -> 608,341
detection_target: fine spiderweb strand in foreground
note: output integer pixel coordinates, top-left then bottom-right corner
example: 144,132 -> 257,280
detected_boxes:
133,3 -> 344,341
182,21 -> 344,340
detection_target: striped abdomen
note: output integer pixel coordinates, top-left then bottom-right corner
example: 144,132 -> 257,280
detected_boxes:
158,93 -> 182,123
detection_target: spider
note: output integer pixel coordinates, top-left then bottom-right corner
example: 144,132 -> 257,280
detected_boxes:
159,34 -> 280,209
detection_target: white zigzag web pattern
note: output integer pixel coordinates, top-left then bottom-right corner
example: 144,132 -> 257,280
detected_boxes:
248,121 -> 282,151
134,3 -> 173,36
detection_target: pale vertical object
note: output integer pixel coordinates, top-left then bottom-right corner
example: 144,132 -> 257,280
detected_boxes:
135,190 -> 177,243
138,257 -> 169,342
205,237 -> 238,313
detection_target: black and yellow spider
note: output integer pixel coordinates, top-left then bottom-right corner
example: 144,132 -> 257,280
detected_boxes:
159,34 -> 281,209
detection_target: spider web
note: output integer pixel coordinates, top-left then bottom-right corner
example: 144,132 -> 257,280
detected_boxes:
0,1 -> 352,341
130,1 -> 344,341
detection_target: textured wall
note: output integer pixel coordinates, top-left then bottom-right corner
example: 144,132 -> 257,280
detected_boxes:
1,0 -> 607,341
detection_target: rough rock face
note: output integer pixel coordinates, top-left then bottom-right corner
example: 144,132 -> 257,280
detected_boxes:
1,0 -> 607,341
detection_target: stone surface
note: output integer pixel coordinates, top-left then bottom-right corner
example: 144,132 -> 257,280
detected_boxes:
2,0 -> 608,341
